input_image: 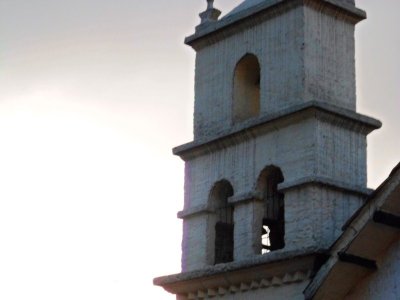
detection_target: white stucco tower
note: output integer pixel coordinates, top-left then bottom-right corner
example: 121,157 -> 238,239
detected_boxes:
155,0 -> 381,299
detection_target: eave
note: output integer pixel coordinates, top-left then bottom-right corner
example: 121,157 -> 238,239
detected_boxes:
304,162 -> 400,300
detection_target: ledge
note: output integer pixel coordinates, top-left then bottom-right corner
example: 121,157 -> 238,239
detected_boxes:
278,176 -> 373,197
173,101 -> 381,161
154,247 -> 328,298
178,179 -> 371,219
229,192 -> 261,205
186,0 -> 366,50
177,193 -> 260,219
177,204 -> 212,219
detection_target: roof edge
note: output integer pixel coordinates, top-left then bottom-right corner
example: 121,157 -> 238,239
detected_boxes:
185,0 -> 366,50
304,162 -> 400,299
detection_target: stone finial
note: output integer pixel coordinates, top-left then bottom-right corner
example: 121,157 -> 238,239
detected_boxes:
198,0 -> 221,28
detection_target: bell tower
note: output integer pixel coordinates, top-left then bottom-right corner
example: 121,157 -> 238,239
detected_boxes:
155,0 -> 381,299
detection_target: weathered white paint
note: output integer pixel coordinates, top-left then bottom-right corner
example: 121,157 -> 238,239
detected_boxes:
194,5 -> 305,138
181,117 -> 368,271
164,1 -> 377,299
193,4 -> 357,139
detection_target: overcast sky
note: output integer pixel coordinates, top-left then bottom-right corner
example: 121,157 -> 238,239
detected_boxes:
0,1 -> 398,299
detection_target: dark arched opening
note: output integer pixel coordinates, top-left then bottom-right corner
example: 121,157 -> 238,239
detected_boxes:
256,166 -> 285,253
209,180 -> 234,264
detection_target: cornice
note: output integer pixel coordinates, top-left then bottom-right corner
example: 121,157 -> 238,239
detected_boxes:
173,102 -> 381,161
186,0 -> 366,51
278,176 -> 373,198
154,248 -> 328,299
185,270 -> 311,299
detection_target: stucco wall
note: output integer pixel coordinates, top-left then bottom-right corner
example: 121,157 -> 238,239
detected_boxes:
184,120 -> 315,210
304,5 -> 356,111
316,120 -> 367,187
194,6 -> 304,139
344,239 -> 400,300
193,4 -> 357,139
181,118 -> 367,271
183,120 -> 367,210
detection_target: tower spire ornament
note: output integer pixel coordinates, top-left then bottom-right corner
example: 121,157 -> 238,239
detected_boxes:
198,0 -> 221,28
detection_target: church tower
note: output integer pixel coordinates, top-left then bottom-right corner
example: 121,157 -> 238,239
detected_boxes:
155,0 -> 381,299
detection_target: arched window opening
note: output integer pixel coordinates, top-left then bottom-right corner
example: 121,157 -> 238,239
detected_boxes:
233,54 -> 261,123
257,166 -> 284,254
210,180 -> 234,264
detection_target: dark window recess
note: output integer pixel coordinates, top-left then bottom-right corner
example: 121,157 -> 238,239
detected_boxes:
259,166 -> 285,253
210,180 -> 234,265
215,222 -> 234,264
262,216 -> 284,251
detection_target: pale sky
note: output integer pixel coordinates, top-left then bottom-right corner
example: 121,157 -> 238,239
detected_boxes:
0,1 -> 398,299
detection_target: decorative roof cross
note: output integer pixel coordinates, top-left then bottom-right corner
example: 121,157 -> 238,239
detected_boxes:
198,0 -> 221,28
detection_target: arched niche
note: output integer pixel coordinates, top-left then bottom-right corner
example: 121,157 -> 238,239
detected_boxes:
232,54 -> 261,123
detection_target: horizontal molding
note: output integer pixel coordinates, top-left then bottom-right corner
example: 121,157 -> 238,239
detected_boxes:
278,176 -> 373,197
177,204 -> 212,219
178,178 -> 371,219
154,248 -> 327,297
186,0 -> 366,50
173,102 -> 381,161
178,193 -> 261,219
228,192 -> 261,205
185,270 -> 311,299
